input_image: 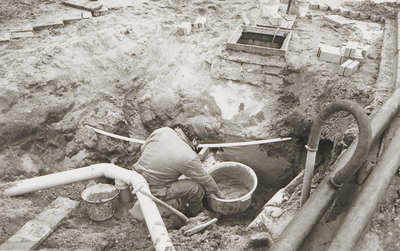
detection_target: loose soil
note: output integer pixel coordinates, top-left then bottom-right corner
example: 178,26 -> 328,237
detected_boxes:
1,0 -> 400,250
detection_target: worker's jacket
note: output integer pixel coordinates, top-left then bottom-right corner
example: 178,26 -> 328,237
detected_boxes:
133,127 -> 220,197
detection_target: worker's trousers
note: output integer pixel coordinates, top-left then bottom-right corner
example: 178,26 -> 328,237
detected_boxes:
152,179 -> 205,216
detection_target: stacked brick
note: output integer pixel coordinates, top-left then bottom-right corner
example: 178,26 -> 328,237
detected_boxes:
318,41 -> 372,77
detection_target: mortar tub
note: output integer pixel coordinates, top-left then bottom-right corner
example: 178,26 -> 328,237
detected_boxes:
81,183 -> 120,221
207,162 -> 258,214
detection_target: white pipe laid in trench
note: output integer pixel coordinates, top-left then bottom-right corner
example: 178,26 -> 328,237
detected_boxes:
85,124 -> 292,148
3,163 -> 175,251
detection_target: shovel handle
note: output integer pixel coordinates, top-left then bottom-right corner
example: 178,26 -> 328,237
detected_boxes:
138,190 -> 189,222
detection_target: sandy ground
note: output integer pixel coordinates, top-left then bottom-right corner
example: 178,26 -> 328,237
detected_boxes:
1,0 -> 400,250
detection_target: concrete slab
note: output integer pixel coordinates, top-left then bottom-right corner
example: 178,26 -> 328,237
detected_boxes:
11,32 -> 34,39
323,15 -> 355,27
0,197 -> 79,250
33,19 -> 64,31
63,12 -> 83,23
11,24 -> 33,33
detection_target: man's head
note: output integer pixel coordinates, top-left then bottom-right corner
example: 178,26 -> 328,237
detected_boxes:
188,116 -> 221,141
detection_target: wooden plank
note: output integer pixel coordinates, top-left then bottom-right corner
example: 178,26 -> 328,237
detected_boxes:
227,25 -> 243,44
0,197 -> 80,250
228,42 -> 286,57
241,12 -> 251,26
281,30 -> 292,52
246,13 -> 256,26
243,26 -> 290,37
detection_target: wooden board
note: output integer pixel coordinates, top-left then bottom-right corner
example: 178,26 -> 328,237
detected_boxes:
0,197 -> 80,250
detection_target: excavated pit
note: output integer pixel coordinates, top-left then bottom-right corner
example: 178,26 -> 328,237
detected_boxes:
227,26 -> 292,56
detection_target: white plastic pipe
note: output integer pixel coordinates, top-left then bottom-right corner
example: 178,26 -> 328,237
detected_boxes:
85,125 -> 292,148
300,150 -> 317,206
3,163 -> 175,251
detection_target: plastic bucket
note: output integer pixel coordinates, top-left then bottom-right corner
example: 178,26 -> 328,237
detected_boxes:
207,162 -> 258,215
81,184 -> 120,221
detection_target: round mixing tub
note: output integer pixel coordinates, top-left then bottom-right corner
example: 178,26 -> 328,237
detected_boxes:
207,161 -> 258,215
81,184 -> 120,221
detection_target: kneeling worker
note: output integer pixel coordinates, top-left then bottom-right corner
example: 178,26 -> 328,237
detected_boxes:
132,117 -> 225,217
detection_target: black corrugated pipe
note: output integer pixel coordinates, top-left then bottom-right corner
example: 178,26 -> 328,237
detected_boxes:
301,100 -> 371,204
270,100 -> 372,251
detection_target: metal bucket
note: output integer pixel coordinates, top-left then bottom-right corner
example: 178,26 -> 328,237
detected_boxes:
81,184 -> 120,221
207,162 -> 258,215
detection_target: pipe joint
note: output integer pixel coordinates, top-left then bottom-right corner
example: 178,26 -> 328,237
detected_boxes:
328,177 -> 343,190
305,145 -> 318,152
